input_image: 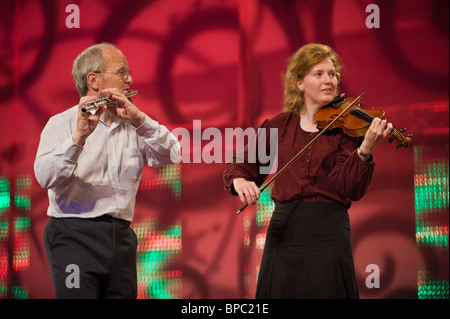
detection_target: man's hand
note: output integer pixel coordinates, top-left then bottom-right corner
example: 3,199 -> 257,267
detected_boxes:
72,96 -> 107,146
101,88 -> 145,127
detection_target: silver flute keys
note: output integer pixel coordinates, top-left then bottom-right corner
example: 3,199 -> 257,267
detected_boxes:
81,90 -> 138,113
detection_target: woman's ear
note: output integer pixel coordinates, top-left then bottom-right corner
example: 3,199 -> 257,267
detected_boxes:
296,80 -> 304,92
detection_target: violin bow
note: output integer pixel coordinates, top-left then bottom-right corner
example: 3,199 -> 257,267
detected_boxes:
236,92 -> 366,215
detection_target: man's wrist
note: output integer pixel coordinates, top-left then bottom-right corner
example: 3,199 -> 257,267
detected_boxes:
72,133 -> 87,147
131,112 -> 146,128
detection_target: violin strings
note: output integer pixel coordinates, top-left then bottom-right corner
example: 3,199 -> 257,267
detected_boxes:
349,108 -> 374,123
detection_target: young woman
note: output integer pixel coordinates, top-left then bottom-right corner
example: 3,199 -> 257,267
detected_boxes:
223,43 -> 392,298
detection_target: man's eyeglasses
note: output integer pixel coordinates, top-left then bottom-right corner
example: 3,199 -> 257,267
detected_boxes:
93,70 -> 133,80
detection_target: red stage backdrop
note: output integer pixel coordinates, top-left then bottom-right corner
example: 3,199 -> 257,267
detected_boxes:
0,0 -> 448,299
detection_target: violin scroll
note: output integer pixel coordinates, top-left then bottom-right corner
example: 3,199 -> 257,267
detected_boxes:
389,128 -> 413,149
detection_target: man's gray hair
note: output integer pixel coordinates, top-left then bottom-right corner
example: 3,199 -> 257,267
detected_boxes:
72,42 -> 117,97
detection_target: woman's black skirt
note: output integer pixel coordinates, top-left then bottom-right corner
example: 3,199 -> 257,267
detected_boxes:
255,201 -> 359,299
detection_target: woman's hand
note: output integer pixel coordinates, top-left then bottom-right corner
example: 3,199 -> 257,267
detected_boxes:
359,117 -> 393,159
233,178 -> 260,206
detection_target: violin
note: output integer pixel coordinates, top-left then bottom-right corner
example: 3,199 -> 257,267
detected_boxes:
235,92 -> 413,215
314,93 -> 412,149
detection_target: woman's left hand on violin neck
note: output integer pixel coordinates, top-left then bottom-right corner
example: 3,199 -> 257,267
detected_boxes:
358,117 -> 393,160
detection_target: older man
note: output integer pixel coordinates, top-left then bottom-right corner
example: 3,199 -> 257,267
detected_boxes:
34,43 -> 180,298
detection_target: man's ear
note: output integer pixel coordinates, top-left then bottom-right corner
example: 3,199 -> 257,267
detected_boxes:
87,72 -> 99,91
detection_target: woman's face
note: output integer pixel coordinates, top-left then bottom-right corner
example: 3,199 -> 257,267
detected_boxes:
297,58 -> 338,110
